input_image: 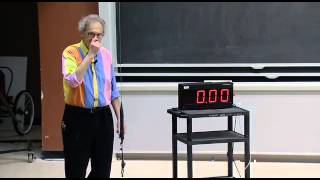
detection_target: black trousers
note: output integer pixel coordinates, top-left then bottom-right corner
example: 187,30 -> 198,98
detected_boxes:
61,104 -> 114,178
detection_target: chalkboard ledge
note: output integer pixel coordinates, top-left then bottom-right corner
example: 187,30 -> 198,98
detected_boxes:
117,82 -> 320,92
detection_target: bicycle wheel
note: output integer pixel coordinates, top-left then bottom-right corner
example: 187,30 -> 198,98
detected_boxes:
13,90 -> 35,136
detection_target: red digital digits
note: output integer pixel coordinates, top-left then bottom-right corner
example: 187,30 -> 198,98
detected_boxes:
220,89 -> 229,103
196,90 -> 206,104
208,89 -> 217,103
196,89 -> 230,104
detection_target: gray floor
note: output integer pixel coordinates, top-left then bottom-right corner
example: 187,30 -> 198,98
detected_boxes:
0,142 -> 320,178
1,118 -> 320,178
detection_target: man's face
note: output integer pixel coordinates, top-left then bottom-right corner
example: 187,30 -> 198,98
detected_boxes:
82,21 -> 104,48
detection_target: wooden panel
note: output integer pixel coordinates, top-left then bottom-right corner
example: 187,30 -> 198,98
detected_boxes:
38,2 -> 98,151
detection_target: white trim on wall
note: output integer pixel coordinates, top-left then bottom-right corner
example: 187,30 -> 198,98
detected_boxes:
99,2 -> 118,67
118,82 -> 320,92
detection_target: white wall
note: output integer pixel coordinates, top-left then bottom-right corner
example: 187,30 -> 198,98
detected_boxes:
0,56 -> 27,98
99,3 -> 320,157
115,84 -> 320,156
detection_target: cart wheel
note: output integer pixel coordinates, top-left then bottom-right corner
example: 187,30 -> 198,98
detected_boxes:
12,90 -> 34,136
28,153 -> 34,163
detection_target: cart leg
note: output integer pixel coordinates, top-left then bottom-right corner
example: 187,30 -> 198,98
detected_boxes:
28,152 -> 34,163
27,141 -> 35,163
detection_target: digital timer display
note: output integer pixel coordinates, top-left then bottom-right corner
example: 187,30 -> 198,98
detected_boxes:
178,82 -> 233,110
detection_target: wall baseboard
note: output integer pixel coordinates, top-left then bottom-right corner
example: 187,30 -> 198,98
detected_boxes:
115,152 -> 320,163
42,150 -> 320,163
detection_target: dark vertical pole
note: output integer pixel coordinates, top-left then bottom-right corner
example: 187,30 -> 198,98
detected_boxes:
172,115 -> 178,178
244,112 -> 250,178
187,117 -> 193,178
227,116 -> 233,177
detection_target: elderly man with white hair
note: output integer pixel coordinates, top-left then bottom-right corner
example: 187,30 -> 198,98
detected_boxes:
60,14 -> 125,178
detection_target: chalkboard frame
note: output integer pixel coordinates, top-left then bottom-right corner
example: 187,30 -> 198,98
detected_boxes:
115,2 -> 320,82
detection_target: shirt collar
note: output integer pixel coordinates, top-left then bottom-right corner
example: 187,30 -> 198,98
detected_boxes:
79,40 -> 89,55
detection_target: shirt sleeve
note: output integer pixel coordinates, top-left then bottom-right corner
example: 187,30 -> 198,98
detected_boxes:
62,48 -> 83,88
110,64 -> 120,100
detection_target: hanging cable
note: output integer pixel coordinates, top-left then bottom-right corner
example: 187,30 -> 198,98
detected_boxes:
119,102 -> 125,177
117,6 -> 125,176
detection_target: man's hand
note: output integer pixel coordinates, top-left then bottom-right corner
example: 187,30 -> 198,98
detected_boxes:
74,38 -> 102,83
87,38 -> 102,61
116,120 -> 127,135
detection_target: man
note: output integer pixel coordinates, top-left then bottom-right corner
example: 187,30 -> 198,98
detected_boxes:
61,14 -> 124,178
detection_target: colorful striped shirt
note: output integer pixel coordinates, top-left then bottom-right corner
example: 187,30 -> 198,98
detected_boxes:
62,41 -> 120,108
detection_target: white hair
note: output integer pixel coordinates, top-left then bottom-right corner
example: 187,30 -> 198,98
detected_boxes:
78,14 -> 106,34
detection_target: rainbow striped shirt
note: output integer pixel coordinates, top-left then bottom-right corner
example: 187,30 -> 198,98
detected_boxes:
62,41 -> 119,108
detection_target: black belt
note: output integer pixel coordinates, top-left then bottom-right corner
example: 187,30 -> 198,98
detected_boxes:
65,104 -> 109,113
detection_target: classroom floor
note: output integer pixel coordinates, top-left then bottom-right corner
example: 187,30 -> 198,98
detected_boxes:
0,142 -> 320,178
1,117 -> 320,178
